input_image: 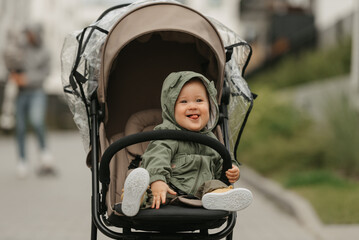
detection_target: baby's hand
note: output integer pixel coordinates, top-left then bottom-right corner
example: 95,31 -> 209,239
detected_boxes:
225,165 -> 240,183
150,180 -> 177,209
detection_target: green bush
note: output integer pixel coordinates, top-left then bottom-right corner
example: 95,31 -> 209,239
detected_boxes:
285,170 -> 353,188
324,95 -> 359,177
249,38 -> 352,89
238,90 -> 359,223
238,89 -> 328,176
238,37 -> 359,223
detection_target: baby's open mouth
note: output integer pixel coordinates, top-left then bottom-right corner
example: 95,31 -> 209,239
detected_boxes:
187,114 -> 199,120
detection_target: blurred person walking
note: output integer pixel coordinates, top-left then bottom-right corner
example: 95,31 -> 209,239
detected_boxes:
3,23 -> 55,178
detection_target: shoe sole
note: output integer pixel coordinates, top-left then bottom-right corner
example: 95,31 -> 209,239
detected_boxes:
37,167 -> 57,177
121,168 -> 149,217
202,188 -> 253,212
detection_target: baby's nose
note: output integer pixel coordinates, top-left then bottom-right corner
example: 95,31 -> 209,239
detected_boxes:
188,102 -> 198,109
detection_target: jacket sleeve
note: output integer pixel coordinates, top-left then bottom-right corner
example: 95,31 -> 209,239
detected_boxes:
141,139 -> 178,184
232,159 -> 240,168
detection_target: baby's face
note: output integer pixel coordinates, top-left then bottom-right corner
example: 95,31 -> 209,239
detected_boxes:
174,79 -> 210,132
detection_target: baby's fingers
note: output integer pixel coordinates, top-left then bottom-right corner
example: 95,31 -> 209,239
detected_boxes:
151,195 -> 161,209
228,178 -> 236,183
226,171 -> 239,183
226,171 -> 238,179
168,188 -> 177,196
155,196 -> 162,209
161,192 -> 167,204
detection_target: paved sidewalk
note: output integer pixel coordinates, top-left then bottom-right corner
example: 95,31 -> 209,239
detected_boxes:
0,131 -> 356,240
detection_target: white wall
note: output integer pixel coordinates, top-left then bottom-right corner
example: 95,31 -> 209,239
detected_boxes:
186,0 -> 242,35
314,0 -> 356,29
1,0 -> 356,93
0,0 -> 30,81
0,0 -> 113,93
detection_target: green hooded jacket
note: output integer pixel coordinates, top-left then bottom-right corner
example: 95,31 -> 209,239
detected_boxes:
142,71 -> 238,195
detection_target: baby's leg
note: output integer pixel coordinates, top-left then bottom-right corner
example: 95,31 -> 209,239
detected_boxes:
121,168 -> 149,216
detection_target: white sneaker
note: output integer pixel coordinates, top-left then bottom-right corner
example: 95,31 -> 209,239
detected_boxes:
37,150 -> 57,176
121,168 -> 149,217
202,188 -> 253,212
40,150 -> 54,168
17,161 -> 29,179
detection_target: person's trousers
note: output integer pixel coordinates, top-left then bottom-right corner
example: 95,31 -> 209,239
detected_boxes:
16,89 -> 47,160
142,180 -> 229,208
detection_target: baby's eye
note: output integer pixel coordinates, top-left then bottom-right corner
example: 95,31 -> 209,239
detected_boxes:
180,100 -> 187,103
196,99 -> 203,102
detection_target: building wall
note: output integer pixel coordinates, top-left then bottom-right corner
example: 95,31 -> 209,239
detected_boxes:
185,0 -> 241,35
0,0 -> 356,88
0,0 -> 30,81
0,0 -> 114,93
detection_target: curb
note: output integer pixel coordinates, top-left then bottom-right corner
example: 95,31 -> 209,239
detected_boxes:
240,166 -> 326,240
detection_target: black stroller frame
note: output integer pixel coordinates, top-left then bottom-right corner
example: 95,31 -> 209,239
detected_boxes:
90,100 -> 237,239
90,101 -> 239,240
63,2 -> 254,239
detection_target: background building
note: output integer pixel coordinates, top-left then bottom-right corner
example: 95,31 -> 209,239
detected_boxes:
0,0 -> 356,92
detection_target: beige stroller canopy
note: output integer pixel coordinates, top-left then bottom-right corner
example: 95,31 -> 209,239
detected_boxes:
61,0 -> 253,157
98,2 -> 226,101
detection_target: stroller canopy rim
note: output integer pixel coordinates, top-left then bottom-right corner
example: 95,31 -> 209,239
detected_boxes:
98,2 -> 226,104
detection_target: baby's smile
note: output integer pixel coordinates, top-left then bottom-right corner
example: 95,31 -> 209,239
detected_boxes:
187,114 -> 200,120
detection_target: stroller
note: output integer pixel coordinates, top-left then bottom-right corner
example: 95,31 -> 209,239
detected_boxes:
61,1 -> 255,239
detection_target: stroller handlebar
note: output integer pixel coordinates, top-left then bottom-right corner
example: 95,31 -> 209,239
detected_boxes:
99,129 -> 232,186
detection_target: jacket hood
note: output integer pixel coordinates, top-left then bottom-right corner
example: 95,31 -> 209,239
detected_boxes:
160,71 -> 219,132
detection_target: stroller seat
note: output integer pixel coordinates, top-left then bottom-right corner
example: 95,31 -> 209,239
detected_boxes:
110,205 -> 229,232
124,108 -> 162,158
102,109 -> 163,217
106,109 -> 231,232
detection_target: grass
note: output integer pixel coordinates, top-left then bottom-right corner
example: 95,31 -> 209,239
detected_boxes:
274,170 -> 359,224
295,185 -> 359,224
287,171 -> 359,224
238,89 -> 359,224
